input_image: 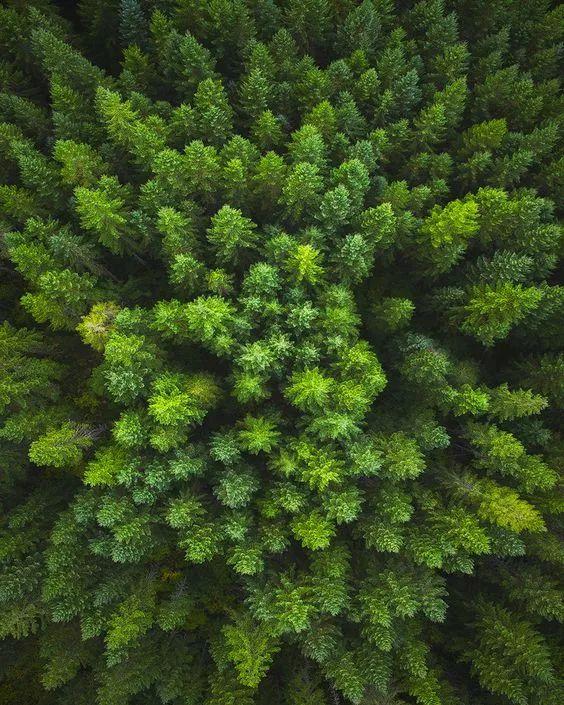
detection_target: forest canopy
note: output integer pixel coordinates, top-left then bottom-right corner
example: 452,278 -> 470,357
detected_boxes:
0,1 -> 562,704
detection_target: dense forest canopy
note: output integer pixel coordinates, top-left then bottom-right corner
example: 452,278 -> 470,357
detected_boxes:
0,1 -> 562,704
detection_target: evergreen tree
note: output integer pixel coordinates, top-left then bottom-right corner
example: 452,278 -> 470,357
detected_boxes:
0,2 -> 561,704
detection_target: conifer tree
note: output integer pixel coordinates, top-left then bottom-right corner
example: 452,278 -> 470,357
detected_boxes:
0,2 -> 562,704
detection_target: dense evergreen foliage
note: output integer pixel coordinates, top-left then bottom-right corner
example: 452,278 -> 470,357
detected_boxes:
0,1 -> 562,703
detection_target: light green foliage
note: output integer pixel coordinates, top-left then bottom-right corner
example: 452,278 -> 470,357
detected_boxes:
285,368 -> 334,411
375,433 -> 426,480
281,162 -> 324,220
106,592 -> 155,664
153,296 -> 238,354
0,3 -> 561,705
191,78 -> 233,146
464,476 -> 547,534
238,415 -> 281,454
112,410 -> 147,448
460,283 -> 543,346
96,86 -> 167,164
75,178 -> 128,254
53,139 -> 109,186
102,330 -> 160,403
462,119 -> 507,154
421,199 -> 479,248
285,243 -> 325,284
21,270 -> 96,331
222,614 -> 280,688
467,422 -> 557,492
488,384 -> 548,421
291,510 -> 335,550
28,423 -> 94,468
207,205 -> 258,265
441,384 -> 490,416
77,301 -> 120,351
83,444 -> 132,487
148,372 -> 221,427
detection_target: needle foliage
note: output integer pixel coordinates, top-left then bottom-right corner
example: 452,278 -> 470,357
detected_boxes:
0,2 -> 562,704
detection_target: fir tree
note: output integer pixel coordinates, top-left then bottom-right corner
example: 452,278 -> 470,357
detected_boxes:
0,2 -> 561,704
